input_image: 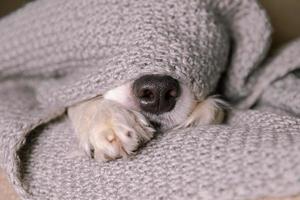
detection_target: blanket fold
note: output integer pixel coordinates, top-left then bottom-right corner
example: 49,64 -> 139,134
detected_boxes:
0,0 -> 300,200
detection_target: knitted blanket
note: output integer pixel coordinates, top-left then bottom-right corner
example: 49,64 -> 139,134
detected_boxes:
0,0 -> 300,199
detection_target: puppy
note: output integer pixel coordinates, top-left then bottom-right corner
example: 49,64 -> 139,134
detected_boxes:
68,75 -> 225,162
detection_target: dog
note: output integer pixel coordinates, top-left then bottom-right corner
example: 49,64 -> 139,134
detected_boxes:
68,74 -> 225,162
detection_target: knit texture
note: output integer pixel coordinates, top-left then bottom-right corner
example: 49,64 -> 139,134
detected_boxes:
0,0 -> 300,199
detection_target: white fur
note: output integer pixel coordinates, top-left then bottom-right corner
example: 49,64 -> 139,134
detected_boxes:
176,96 -> 226,129
68,98 -> 155,162
104,83 -> 138,110
105,82 -> 197,130
68,81 -> 225,162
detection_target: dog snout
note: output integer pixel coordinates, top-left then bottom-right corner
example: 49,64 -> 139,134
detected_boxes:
132,75 -> 180,114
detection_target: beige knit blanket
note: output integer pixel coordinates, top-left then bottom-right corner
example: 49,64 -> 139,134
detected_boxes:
0,0 -> 300,199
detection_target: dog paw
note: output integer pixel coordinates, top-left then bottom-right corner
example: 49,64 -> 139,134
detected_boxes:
177,96 -> 227,128
68,98 -> 155,162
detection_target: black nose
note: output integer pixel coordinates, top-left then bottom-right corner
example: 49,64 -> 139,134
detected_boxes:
132,75 -> 180,114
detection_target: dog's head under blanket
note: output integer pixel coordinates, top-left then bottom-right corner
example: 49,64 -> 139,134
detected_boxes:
1,0 -> 300,200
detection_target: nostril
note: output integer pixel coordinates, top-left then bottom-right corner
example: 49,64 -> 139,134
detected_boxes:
139,89 -> 155,102
165,88 -> 178,101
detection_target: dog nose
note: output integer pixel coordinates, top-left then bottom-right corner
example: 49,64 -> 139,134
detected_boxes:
132,75 -> 180,114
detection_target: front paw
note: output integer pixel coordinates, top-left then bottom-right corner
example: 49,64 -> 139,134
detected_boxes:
89,109 -> 155,162
177,96 -> 227,128
68,98 -> 155,162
